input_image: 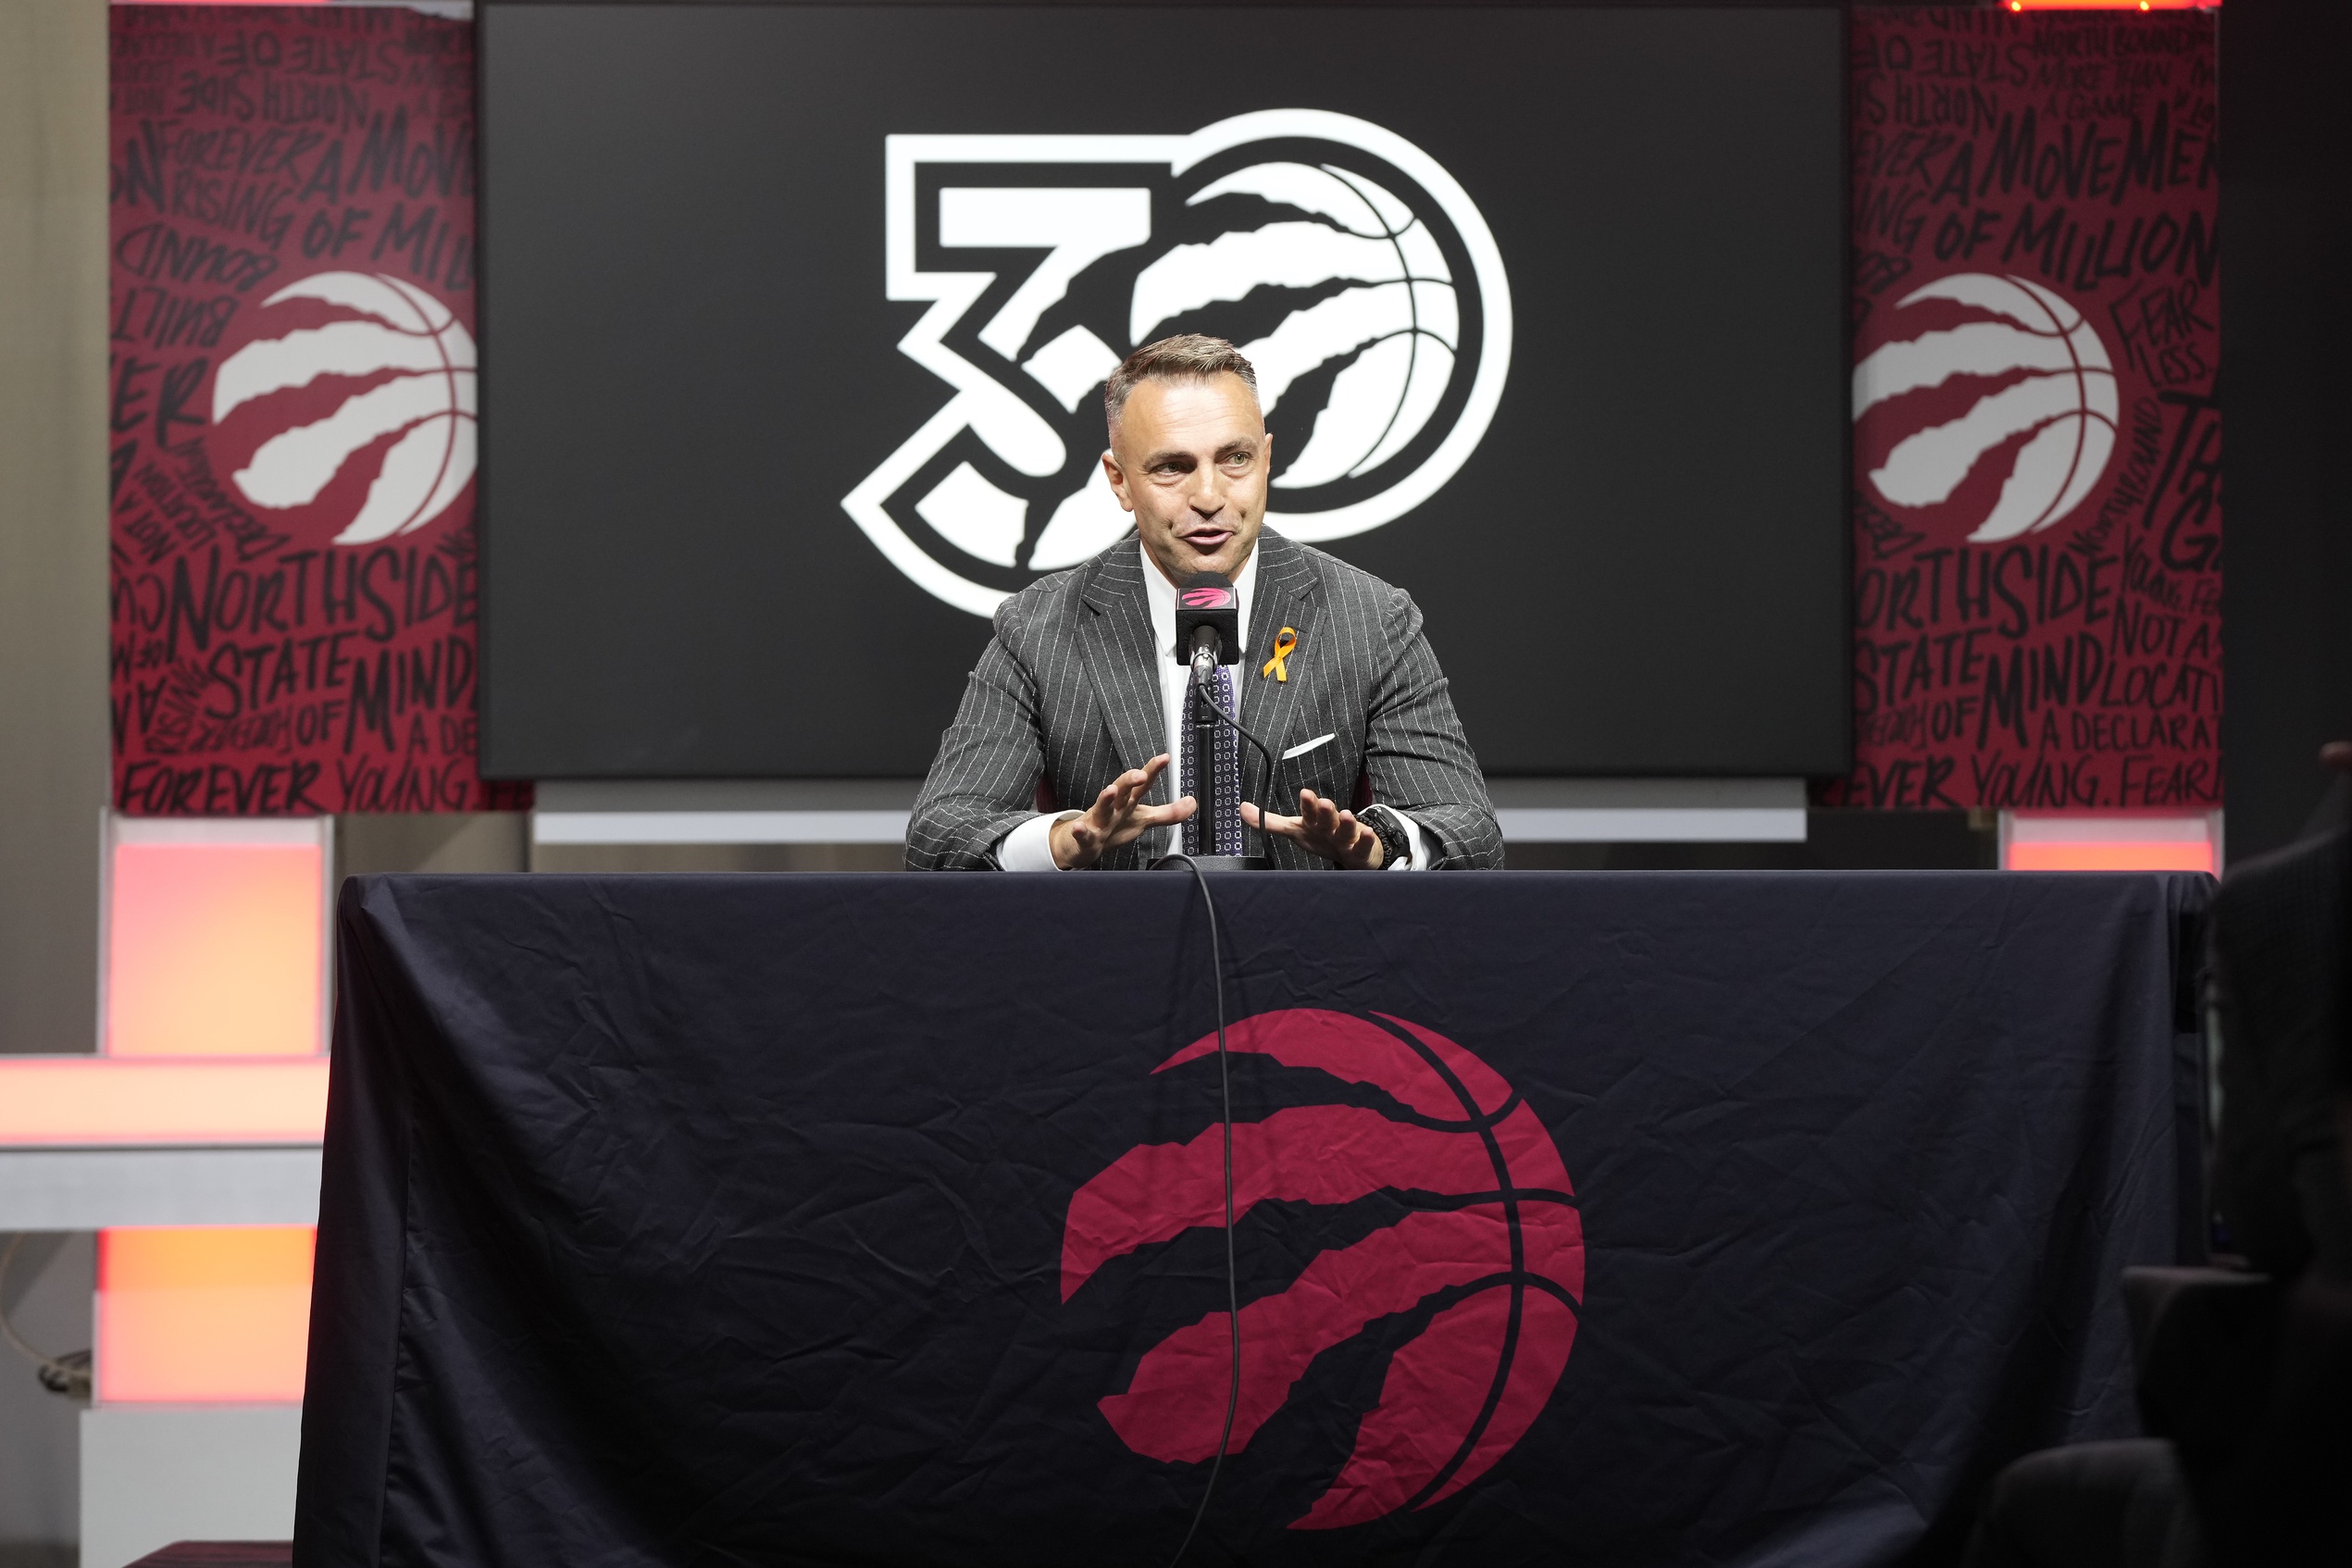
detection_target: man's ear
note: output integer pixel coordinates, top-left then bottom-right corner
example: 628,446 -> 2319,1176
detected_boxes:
1101,450 -> 1135,513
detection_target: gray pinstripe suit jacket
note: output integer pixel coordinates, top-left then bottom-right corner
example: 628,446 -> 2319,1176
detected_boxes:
905,529 -> 1503,871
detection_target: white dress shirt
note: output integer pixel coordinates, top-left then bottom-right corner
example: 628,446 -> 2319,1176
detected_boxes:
997,542 -> 1435,870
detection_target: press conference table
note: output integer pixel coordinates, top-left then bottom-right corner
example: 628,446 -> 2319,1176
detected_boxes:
297,871 -> 2208,1568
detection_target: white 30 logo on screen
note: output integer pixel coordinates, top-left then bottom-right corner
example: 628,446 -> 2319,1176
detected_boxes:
1853,273 -> 2117,543
213,271 -> 478,546
844,110 -> 1513,616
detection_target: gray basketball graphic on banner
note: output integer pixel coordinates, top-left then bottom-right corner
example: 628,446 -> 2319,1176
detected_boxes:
1850,272 -> 2120,545
844,110 -> 1514,616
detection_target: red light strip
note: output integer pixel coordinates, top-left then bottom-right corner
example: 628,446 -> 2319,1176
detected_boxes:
0,1058 -> 329,1146
2004,814 -> 2216,874
2007,840 -> 2215,873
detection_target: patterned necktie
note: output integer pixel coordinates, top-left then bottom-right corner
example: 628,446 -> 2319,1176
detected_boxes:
1180,663 -> 1245,856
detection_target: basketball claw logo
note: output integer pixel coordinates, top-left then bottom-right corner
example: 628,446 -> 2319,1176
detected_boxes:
210,271 -> 478,547
1853,272 -> 2118,544
845,111 -> 1512,616
1064,1009 -> 1582,1528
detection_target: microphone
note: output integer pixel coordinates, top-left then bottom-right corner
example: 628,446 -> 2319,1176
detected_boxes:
1159,568 -> 1281,869
1191,636 -> 1218,695
1174,574 -> 1241,666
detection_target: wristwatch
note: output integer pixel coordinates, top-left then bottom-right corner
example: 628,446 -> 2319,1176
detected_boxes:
1363,805 -> 1413,869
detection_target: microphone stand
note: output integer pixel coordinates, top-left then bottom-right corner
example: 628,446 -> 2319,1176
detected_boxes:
1191,650 -> 1223,850
1156,640 -> 1272,872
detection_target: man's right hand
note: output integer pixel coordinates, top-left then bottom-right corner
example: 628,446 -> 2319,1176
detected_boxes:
1051,754 -> 1195,869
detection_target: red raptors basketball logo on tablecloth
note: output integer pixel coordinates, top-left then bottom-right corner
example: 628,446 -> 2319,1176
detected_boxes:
1064,1009 -> 1583,1528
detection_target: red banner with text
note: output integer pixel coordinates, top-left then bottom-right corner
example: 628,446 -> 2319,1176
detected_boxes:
107,5 -> 524,815
1826,7 -> 2220,814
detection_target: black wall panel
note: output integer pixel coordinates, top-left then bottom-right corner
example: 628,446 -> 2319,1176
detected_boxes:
2220,0 -> 2352,857
479,3 -> 1847,778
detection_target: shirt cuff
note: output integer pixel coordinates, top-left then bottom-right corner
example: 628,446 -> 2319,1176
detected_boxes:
996,812 -> 1076,872
1383,808 -> 1437,871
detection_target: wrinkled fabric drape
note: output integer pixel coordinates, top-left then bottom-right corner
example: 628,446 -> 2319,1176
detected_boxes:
297,871 -> 2208,1568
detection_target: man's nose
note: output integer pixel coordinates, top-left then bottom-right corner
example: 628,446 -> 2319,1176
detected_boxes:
1188,467 -> 1227,515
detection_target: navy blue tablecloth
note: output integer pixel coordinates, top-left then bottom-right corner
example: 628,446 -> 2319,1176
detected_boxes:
295,871 -> 2209,1568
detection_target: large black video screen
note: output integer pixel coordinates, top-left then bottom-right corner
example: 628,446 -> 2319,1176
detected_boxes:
480,3 -> 1847,778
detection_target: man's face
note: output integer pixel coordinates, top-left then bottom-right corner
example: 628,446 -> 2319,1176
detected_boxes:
1102,373 -> 1272,585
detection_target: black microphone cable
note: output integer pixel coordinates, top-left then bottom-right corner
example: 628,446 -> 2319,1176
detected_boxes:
1158,852 -> 1240,1568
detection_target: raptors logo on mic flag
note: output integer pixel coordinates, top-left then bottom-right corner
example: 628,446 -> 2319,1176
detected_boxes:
107,6 -> 522,815
846,111 -> 1511,616
1828,9 -> 2221,813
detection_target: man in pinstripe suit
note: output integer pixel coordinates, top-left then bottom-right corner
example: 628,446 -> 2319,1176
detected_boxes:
906,336 -> 1501,872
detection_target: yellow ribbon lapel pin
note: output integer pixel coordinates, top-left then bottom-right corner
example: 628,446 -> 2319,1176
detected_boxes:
1262,627 -> 1299,682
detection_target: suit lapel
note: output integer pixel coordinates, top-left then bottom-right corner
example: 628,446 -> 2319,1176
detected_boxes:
1241,530 -> 1323,808
1078,548 -> 1174,809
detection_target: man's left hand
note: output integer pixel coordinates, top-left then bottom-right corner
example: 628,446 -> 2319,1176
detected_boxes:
1242,790 -> 1385,869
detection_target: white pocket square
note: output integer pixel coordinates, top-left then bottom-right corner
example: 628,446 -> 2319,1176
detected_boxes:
1281,732 -> 1338,762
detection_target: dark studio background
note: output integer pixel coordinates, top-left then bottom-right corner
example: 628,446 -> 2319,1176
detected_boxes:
472,0 -> 2352,875
2220,0 -> 2352,860
476,2 -> 1849,781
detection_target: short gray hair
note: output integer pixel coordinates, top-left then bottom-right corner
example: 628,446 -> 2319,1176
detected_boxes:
1103,334 -> 1259,437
